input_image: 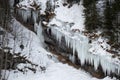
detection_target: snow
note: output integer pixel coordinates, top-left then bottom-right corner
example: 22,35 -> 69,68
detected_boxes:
7,63 -> 115,80
16,0 -> 54,14
89,37 -> 110,55
48,0 -> 120,76
16,0 -> 47,23
89,37 -> 120,74
50,25 -> 120,75
17,0 -> 41,10
1,19 -> 114,80
34,22 -> 45,47
49,0 -> 85,31
8,19 -> 52,67
3,0 -> 119,79
96,0 -> 106,15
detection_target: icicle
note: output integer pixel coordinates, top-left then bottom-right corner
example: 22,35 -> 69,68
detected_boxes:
32,11 -> 38,23
93,55 -> 99,70
34,22 -> 45,47
72,38 -> 76,55
18,9 -> 31,22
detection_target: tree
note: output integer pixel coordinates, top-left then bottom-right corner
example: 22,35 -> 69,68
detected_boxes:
103,0 -> 114,41
111,0 -> 120,44
103,0 -> 120,48
83,0 -> 101,32
0,0 -> 12,79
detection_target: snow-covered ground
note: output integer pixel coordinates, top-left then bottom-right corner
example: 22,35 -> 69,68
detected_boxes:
8,63 -> 115,80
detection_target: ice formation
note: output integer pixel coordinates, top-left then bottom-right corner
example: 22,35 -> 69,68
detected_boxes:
17,9 -> 39,23
34,22 -> 45,47
50,26 -> 120,75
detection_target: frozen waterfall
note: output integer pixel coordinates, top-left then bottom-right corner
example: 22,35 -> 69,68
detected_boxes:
49,26 -> 120,75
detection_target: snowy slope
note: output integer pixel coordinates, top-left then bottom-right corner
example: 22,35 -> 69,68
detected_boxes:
8,63 -> 115,80
8,19 -> 52,67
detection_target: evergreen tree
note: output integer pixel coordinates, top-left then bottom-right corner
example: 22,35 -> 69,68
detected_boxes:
104,0 -> 120,47
67,0 -> 81,4
0,0 -> 11,29
83,0 -> 101,32
112,0 -> 120,44
83,0 -> 120,50
103,0 -> 114,41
